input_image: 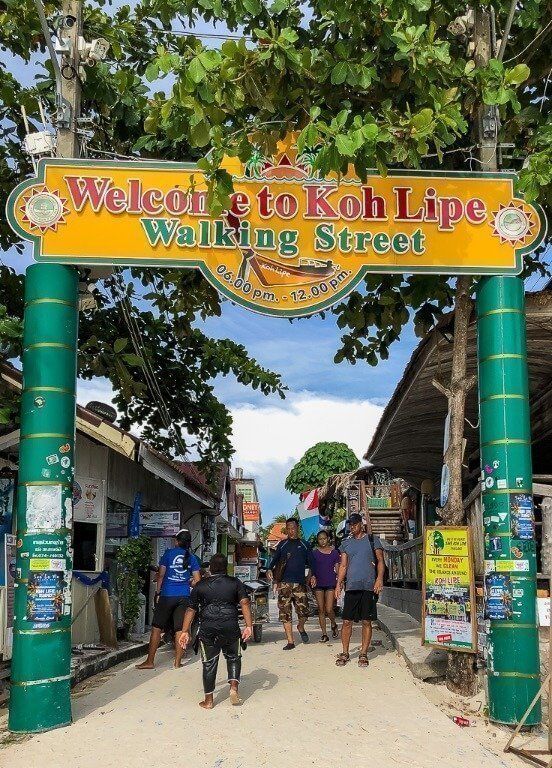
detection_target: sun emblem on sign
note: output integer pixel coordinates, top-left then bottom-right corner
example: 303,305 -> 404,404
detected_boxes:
490,202 -> 536,245
19,186 -> 69,233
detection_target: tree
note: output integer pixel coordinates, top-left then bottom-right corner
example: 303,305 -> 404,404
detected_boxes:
1,4 -> 550,462
285,442 -> 359,495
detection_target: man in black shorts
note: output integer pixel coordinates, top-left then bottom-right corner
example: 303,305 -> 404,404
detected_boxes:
180,553 -> 253,709
335,514 -> 384,668
136,529 -> 201,670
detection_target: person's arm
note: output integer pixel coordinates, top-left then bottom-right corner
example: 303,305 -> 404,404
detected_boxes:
240,598 -> 253,641
374,548 -> 385,594
178,606 -> 197,649
267,543 -> 282,582
335,552 -> 348,599
306,543 -> 316,588
190,555 -> 201,586
155,565 -> 166,602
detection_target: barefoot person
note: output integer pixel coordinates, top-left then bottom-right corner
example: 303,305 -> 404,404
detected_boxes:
136,529 -> 201,670
335,514 -> 384,668
267,517 -> 316,650
310,530 -> 340,642
180,553 -> 253,709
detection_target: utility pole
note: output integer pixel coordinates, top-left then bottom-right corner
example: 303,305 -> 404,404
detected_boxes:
475,7 -> 541,725
9,0 -> 81,733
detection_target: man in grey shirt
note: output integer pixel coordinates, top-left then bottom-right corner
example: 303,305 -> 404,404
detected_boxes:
335,513 -> 384,668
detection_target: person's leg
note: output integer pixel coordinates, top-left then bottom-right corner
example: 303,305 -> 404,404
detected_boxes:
135,626 -> 162,669
341,620 -> 353,655
314,589 -> 327,636
295,585 -> 309,641
222,635 -> 243,705
199,636 -> 221,709
173,600 -> 188,668
360,620 -> 372,655
278,584 -> 295,648
325,589 -> 337,634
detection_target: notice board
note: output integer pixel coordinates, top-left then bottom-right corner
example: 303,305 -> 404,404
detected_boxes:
422,526 -> 476,653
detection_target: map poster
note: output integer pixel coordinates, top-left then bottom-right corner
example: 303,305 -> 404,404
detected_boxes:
422,526 -> 476,653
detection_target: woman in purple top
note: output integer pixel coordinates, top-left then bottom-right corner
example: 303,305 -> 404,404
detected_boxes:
310,530 -> 340,642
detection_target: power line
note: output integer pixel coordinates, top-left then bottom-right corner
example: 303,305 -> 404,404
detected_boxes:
504,18 -> 552,63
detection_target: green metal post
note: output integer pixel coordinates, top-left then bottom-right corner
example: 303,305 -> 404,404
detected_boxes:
9,263 -> 78,732
477,274 -> 540,725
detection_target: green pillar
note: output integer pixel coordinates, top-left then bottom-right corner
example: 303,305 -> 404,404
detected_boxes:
9,264 -> 78,733
477,275 -> 540,725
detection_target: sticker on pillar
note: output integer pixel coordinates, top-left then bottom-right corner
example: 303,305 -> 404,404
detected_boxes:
489,536 -> 503,553
61,456 -> 70,469
46,454 -> 59,465
496,479 -> 507,490
26,484 -> 62,532
485,573 -> 512,620
33,396 -> 45,408
26,571 -> 64,622
485,476 -> 495,489
59,443 -> 71,454
510,493 -> 534,540
515,477 -> 524,489
29,557 -> 65,571
41,468 -> 51,479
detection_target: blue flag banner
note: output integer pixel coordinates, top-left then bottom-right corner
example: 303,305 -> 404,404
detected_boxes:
128,492 -> 142,538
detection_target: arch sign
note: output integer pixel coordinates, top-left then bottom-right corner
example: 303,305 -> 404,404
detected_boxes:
6,136 -> 546,317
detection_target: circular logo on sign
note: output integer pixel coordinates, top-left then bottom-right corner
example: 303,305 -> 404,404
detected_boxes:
19,186 -> 69,233
491,203 -> 535,245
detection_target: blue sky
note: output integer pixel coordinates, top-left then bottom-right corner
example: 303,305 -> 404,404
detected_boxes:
3,5 -> 550,524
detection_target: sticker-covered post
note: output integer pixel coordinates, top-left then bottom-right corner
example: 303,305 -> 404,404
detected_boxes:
477,276 -> 540,725
9,263 -> 78,732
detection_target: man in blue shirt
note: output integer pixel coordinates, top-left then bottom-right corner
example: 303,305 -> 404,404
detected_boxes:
267,518 -> 316,650
136,528 -> 201,670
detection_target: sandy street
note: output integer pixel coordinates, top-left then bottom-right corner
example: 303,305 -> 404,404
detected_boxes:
0,618 -> 516,768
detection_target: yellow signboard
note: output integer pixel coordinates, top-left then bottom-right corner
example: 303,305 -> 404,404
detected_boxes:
423,526 -> 476,653
6,138 -> 546,317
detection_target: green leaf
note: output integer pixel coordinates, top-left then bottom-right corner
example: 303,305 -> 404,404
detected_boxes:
331,62 -> 348,85
122,353 -> 144,367
145,62 -> 159,82
505,63 -> 530,86
114,338 -> 129,354
188,57 -> 206,84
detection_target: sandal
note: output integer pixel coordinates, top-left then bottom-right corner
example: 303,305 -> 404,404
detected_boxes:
319,634 -> 329,643
358,654 -> 369,668
331,624 -> 339,639
335,653 -> 350,667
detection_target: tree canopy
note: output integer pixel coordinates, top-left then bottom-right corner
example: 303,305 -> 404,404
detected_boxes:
285,441 -> 359,494
1,0 -> 550,460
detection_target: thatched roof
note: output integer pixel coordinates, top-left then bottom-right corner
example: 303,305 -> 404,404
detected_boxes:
365,289 -> 552,489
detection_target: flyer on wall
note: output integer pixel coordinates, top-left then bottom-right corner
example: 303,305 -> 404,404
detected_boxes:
422,526 -> 476,653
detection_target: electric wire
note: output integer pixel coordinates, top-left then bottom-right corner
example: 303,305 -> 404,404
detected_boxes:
503,18 -> 552,63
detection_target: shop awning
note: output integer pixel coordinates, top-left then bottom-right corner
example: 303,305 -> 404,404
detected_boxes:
365,289 -> 552,489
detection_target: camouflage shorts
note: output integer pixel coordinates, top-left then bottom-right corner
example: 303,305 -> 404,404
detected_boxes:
278,582 -> 309,622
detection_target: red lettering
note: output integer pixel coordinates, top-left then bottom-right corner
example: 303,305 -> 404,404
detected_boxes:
424,188 -> 438,222
104,187 -> 126,213
338,194 -> 362,220
303,185 -> 338,219
230,192 -> 251,217
394,187 -> 424,221
439,197 -> 463,231
127,179 -> 142,214
274,193 -> 298,219
190,191 -> 208,216
257,185 -> 273,218
142,188 -> 163,215
466,198 -> 486,224
165,189 -> 188,215
361,187 -> 386,220
64,175 -> 111,212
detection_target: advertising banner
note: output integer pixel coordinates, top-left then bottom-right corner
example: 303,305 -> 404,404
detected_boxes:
139,510 -> 181,537
243,502 -> 261,522
422,526 -> 476,653
73,476 -> 104,524
6,136 -> 546,318
3,534 -> 16,659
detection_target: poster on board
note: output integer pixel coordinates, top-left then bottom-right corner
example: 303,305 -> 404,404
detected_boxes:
73,476 -> 104,524
422,526 -> 476,653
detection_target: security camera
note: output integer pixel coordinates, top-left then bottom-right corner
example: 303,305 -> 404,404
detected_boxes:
63,15 -> 77,28
78,36 -> 110,64
448,9 -> 474,37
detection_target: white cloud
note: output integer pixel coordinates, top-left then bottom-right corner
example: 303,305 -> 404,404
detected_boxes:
229,393 -> 384,519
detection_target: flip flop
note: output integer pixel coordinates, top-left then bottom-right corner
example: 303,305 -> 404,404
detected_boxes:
331,624 -> 339,638
336,653 -> 350,666
319,634 -> 329,643
298,628 -> 309,643
358,654 -> 369,668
